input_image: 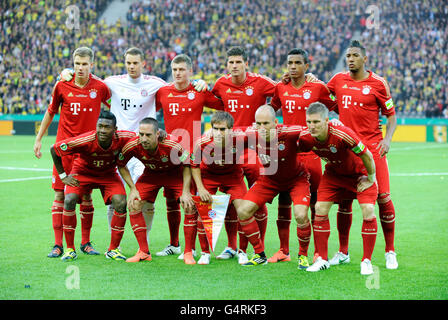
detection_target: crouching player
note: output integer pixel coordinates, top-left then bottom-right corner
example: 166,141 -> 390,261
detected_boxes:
298,102 -> 378,275
50,110 -> 136,261
236,105 -> 312,268
117,117 -> 195,263
189,111 -> 250,265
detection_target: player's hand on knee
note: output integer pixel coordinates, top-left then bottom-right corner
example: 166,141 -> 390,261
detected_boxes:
128,188 -> 142,211
62,174 -> 79,187
357,175 -> 374,192
198,188 -> 213,204
180,193 -> 195,210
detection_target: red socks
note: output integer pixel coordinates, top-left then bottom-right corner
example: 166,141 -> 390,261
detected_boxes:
277,204 -> 291,254
63,209 -> 77,250
312,215 -> 330,260
238,216 -> 264,254
51,200 -> 64,247
362,217 -> 378,261
337,200 -> 353,254
129,211 -> 149,253
80,199 -> 94,246
183,212 -> 198,253
197,219 -> 210,253
166,200 -> 181,247
297,222 -> 311,256
108,211 -> 126,251
378,198 -> 395,252
224,204 -> 238,250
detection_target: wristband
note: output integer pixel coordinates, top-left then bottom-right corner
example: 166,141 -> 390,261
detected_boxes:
367,173 -> 375,182
59,172 -> 67,180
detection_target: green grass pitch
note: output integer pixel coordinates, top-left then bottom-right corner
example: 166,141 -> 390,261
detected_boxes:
0,135 -> 447,300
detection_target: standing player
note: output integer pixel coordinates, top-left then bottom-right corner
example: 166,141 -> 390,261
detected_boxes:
189,111 -> 249,265
155,54 -> 223,258
210,46 -> 276,261
50,111 -> 136,261
117,117 -> 195,263
34,47 -> 111,258
236,105 -> 312,268
59,48 -> 208,251
326,40 -> 398,269
298,103 -> 378,275
269,48 -> 340,263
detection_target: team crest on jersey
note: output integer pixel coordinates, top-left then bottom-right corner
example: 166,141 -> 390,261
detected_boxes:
161,155 -> 169,162
141,89 -> 148,97
60,143 -> 68,151
278,141 -> 285,151
89,89 -> 97,99
329,144 -> 337,153
362,85 -> 371,95
303,89 -> 312,100
245,86 -> 254,96
187,91 -> 196,100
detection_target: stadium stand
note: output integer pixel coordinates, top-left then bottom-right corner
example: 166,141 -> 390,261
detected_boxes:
0,0 -> 447,118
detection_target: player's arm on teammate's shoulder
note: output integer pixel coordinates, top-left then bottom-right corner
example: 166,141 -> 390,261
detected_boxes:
281,72 -> 319,84
191,79 -> 209,92
49,144 -> 79,187
358,148 -> 376,192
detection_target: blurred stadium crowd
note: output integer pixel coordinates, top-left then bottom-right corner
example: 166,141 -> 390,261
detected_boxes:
0,0 -> 447,118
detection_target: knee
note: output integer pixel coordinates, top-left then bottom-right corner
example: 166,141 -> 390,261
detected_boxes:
142,202 -> 154,215
112,196 -> 127,213
314,202 -> 329,216
64,194 -> 78,210
54,191 -> 65,202
293,206 -> 309,224
361,204 -> 375,220
236,202 -> 255,221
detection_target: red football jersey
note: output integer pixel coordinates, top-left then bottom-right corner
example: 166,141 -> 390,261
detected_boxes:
190,133 -> 247,176
327,71 -> 395,145
211,72 -> 276,127
298,122 -> 368,176
245,125 -> 307,182
48,74 -> 111,141
271,80 -> 337,125
119,134 -> 190,175
156,82 -> 223,151
53,130 -> 136,176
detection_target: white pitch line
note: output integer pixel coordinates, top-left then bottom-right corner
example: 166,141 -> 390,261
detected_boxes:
0,176 -> 50,183
391,172 -> 448,176
392,145 -> 448,152
0,166 -> 52,172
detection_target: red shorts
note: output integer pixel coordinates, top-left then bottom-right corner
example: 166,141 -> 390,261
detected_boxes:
244,172 -> 311,208
136,171 -> 183,203
370,146 -> 391,196
297,152 -> 322,193
52,154 -> 77,191
317,171 -> 378,204
240,148 -> 262,186
201,171 -> 247,202
64,171 -> 126,205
